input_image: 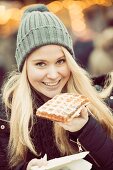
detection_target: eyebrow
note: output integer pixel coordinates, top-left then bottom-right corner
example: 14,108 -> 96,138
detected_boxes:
32,55 -> 65,62
32,59 -> 47,62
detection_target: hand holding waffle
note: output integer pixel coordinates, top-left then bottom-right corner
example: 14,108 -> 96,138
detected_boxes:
36,93 -> 90,125
58,106 -> 89,132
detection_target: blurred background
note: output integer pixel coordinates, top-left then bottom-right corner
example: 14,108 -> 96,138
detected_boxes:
0,0 -> 113,93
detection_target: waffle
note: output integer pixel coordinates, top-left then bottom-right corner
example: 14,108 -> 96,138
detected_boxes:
36,93 -> 90,123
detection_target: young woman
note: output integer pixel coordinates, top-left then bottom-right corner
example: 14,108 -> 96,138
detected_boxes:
0,4 -> 113,170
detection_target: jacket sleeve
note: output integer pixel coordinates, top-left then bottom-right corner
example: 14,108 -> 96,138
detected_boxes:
70,116 -> 113,170
0,119 -> 10,170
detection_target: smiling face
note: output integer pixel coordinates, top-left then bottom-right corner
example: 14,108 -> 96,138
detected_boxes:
26,45 -> 71,98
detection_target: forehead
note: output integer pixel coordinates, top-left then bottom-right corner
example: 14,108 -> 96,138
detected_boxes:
28,45 -> 64,60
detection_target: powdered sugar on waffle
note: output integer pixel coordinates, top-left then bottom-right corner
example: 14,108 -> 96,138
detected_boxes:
36,93 -> 90,122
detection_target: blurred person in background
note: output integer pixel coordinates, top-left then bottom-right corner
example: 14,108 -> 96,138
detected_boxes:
0,65 -> 6,91
88,27 -> 113,110
1,4 -> 113,170
0,59 -> 7,120
0,58 -> 7,92
73,31 -> 94,70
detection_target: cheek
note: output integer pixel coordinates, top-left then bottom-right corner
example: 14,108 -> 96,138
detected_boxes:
60,65 -> 71,77
27,68 -> 46,83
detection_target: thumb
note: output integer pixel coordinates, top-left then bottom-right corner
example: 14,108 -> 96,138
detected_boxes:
28,158 -> 42,167
81,106 -> 89,120
27,157 -> 47,170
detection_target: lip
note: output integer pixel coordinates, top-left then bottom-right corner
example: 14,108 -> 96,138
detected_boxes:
42,80 -> 61,89
43,81 -> 60,86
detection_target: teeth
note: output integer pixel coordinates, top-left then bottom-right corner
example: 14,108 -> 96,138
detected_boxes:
44,81 -> 59,86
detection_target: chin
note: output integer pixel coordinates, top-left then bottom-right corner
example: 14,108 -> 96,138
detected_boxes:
45,91 -> 61,98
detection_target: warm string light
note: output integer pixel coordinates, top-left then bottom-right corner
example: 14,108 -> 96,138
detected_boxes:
94,0 -> 112,6
0,2 -> 22,37
0,6 -> 9,25
47,1 -> 63,13
62,1 -> 86,33
0,0 -> 112,37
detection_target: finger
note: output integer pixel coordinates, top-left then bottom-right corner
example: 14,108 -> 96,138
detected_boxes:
31,159 -> 42,166
57,122 -> 70,130
29,158 -> 46,167
81,106 -> 89,119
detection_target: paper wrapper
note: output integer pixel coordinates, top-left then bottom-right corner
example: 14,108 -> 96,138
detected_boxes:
31,151 -> 92,170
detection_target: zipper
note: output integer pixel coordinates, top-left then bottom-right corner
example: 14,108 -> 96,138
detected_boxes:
77,138 -> 83,152
70,138 -> 101,167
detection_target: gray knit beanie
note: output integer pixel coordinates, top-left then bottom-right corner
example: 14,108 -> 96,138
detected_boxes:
15,4 -> 74,71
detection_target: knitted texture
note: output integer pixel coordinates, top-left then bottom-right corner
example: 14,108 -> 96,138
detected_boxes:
15,4 -> 74,71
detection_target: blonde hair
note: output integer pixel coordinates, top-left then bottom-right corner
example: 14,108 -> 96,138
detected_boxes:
99,72 -> 113,99
88,28 -> 113,100
93,27 -> 113,50
3,47 -> 113,167
88,27 -> 113,77
88,49 -> 113,77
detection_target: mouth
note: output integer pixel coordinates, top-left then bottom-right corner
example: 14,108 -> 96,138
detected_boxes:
42,80 -> 61,87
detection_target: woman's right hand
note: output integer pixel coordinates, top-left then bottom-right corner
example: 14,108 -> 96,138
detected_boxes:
27,154 -> 47,170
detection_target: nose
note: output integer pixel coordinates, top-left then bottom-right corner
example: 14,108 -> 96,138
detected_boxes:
47,66 -> 59,79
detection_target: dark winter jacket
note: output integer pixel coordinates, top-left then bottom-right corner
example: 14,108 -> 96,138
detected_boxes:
0,94 -> 10,170
0,94 -> 113,170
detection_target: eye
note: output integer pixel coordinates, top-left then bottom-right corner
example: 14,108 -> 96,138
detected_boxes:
35,62 -> 46,67
57,59 -> 66,65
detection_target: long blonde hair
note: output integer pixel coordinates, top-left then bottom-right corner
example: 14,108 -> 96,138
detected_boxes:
3,47 -> 113,167
88,27 -> 113,77
99,72 -> 113,99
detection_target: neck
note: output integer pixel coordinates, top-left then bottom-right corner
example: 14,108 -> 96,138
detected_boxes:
31,85 -> 67,104
37,91 -> 51,102
31,86 -> 51,103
